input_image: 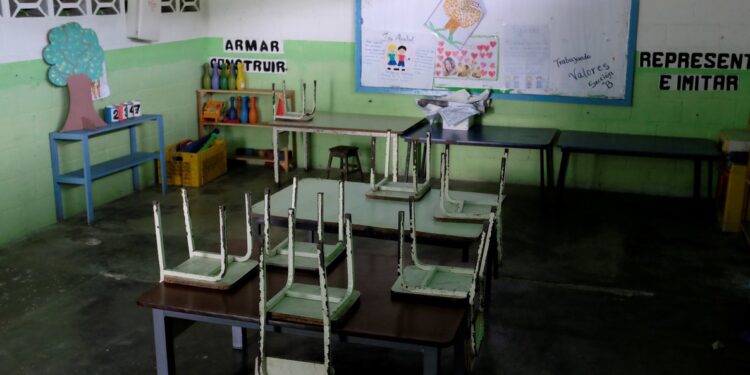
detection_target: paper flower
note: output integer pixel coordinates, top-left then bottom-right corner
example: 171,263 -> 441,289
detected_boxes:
42,22 -> 104,87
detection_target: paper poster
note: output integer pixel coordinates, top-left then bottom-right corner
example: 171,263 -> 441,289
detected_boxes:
91,62 -> 110,100
499,25 -> 551,93
361,30 -> 438,89
424,0 -> 486,49
434,35 -> 497,80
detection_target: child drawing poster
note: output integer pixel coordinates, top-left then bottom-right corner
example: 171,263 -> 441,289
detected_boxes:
424,0 -> 486,49
433,35 -> 498,89
361,29 -> 438,90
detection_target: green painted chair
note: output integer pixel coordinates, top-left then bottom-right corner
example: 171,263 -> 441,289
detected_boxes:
392,197 -> 496,300
367,131 -> 431,201
435,146 -> 508,223
265,178 -> 346,271
151,188 -> 258,290
255,208 -> 332,375
261,189 -> 360,324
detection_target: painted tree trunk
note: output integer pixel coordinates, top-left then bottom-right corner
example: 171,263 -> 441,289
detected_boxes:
60,74 -> 105,132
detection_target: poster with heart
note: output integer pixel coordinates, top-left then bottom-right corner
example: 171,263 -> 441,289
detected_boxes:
433,35 -> 498,89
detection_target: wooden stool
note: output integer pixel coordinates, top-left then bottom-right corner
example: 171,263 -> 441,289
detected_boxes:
327,145 -> 364,181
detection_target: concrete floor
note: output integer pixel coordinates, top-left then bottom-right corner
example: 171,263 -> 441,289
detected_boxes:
1,165 -> 749,374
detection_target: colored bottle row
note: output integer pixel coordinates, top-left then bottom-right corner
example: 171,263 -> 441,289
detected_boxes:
202,62 -> 247,90
224,96 -> 259,124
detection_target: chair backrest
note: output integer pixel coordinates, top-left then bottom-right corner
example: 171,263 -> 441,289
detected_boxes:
256,189 -> 332,374
467,208 -> 497,361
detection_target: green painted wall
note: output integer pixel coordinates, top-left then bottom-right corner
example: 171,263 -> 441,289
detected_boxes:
1,36 -> 748,246
209,38 -> 750,194
0,38 -> 209,245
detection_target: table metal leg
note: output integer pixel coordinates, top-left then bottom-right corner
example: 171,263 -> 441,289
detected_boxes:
152,309 -> 176,375
232,326 -> 247,350
423,346 -> 440,375
273,129 -> 280,186
82,138 -> 94,224
707,160 -> 714,198
405,141 -> 412,181
158,116 -> 167,194
370,137 -> 377,177
546,145 -> 555,189
129,126 -> 140,191
453,327 -> 467,375
693,159 -> 701,199
557,151 -> 570,191
539,149 -> 545,189
49,135 -> 64,222
303,132 -> 310,171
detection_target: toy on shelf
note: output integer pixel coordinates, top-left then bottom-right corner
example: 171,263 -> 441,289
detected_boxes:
435,147 -> 508,223
261,188 -> 360,324
265,178 -> 346,270
202,100 -> 225,122
228,62 -> 237,91
226,97 -> 238,122
104,100 -> 142,124
255,195 -> 334,374
151,189 -> 258,290
202,63 -> 211,89
236,63 -> 247,90
391,197 -> 495,300
211,62 -> 220,90
272,80 -> 316,122
239,96 -> 249,123
366,131 -> 432,201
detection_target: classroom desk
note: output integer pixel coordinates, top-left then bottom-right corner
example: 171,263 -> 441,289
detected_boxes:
137,249 -> 469,375
556,131 -> 722,198
270,112 -> 423,185
251,178 -> 490,258
402,123 -> 560,188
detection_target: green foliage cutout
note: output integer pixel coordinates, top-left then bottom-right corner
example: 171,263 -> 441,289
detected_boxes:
42,22 -> 104,87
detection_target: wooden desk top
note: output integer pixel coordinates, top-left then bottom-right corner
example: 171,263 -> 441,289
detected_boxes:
557,131 -> 721,159
251,178 -> 488,241
402,123 -> 559,149
137,246 -> 466,347
271,112 -> 424,135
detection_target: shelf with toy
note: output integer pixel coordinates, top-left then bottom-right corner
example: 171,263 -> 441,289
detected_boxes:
196,88 -> 297,172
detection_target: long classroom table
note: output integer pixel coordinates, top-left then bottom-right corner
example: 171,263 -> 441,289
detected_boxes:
137,245 -> 469,375
402,122 -> 560,189
270,112 -> 423,186
556,131 -> 722,198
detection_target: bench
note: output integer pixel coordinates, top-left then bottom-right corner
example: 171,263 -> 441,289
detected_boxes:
556,131 -> 722,198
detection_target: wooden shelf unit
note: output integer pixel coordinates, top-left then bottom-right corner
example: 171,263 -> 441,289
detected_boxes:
197,89 -> 296,172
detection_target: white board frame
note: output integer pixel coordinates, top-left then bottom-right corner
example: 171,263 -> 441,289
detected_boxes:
355,0 -> 640,106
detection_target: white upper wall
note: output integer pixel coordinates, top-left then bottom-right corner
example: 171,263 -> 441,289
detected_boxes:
205,0 -> 354,42
0,4 -> 208,63
1,0 -> 748,64
638,0 -> 750,51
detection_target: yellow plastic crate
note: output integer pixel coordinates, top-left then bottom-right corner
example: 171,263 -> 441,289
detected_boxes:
159,139 -> 227,187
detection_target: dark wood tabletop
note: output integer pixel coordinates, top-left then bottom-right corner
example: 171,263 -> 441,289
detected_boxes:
557,131 -> 721,159
402,122 -> 560,149
137,243 -> 466,347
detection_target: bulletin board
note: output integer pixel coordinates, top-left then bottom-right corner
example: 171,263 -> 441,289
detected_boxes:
355,0 -> 639,106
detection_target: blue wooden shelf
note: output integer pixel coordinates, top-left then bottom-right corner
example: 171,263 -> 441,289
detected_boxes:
56,152 -> 161,184
49,115 -> 167,224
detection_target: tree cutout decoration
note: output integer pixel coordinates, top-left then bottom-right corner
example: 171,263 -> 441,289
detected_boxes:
43,22 -> 106,132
